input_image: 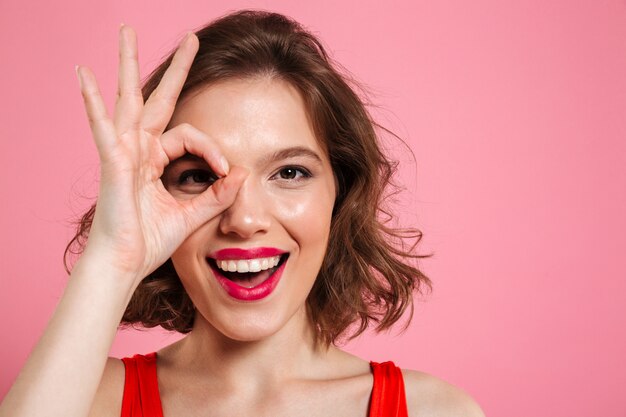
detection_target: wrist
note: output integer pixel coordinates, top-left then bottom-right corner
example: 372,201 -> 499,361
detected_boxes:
70,248 -> 143,302
76,237 -> 146,277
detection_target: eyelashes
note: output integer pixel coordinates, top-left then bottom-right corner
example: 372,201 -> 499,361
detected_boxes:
271,166 -> 312,181
177,166 -> 312,184
177,169 -> 218,187
161,164 -> 217,196
167,165 -> 313,194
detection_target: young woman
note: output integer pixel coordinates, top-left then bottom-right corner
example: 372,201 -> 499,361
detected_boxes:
0,10 -> 484,417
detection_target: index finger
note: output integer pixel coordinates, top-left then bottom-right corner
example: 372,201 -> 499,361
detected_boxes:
141,32 -> 199,137
160,123 -> 230,177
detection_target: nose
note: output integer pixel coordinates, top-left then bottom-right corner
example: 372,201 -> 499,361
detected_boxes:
218,178 -> 271,239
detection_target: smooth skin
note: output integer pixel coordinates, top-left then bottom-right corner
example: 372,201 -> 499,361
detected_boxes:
0,25 -> 484,417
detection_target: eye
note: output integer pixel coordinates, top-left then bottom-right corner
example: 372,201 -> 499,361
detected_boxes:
178,169 -> 217,187
273,166 -> 311,182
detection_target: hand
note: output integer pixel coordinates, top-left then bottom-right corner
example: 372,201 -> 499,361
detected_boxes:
75,25 -> 246,285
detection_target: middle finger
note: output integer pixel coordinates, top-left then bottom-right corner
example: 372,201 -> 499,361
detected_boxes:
114,24 -> 142,135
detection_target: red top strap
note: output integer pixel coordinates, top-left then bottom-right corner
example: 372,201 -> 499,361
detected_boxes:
121,353 -> 163,417
121,354 -> 408,417
369,361 -> 409,417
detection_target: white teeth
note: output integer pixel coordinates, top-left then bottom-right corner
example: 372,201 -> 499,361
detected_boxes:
215,256 -> 282,273
237,260 -> 249,273
249,259 -> 261,272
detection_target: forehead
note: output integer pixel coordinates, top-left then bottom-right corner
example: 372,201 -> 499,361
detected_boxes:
169,77 -> 325,159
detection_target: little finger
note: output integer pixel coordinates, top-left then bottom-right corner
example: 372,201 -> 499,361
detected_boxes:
76,66 -> 117,158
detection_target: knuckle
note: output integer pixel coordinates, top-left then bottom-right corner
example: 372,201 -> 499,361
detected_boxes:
127,87 -> 144,99
87,114 -> 106,126
142,125 -> 162,138
80,88 -> 92,101
118,86 -> 143,101
179,122 -> 194,134
81,88 -> 100,103
120,49 -> 138,61
153,92 -> 177,108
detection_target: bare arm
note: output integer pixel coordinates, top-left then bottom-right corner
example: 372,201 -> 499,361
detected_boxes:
0,25 -> 246,417
0,258 -> 136,417
88,358 -> 125,417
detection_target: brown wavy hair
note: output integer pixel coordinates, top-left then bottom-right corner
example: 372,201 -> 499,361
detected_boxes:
65,10 -> 431,346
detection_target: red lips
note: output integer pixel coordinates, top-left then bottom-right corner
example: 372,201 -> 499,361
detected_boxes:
207,247 -> 288,301
210,247 -> 287,260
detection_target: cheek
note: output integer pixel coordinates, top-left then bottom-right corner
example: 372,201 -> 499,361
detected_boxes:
270,187 -> 335,274
269,174 -> 336,222
271,187 -> 334,232
170,235 -> 206,291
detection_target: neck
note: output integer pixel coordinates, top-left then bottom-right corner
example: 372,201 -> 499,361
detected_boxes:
163,306 -> 335,385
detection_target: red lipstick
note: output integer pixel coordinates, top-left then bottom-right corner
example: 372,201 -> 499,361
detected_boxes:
211,247 -> 286,260
208,247 -> 288,301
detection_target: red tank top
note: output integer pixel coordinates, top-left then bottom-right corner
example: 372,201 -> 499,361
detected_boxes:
121,353 -> 408,417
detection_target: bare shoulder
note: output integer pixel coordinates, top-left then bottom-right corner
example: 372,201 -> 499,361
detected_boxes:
402,369 -> 485,417
88,357 -> 125,417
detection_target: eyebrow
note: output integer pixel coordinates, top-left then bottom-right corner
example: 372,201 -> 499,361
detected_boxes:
261,146 -> 323,165
170,146 -> 323,166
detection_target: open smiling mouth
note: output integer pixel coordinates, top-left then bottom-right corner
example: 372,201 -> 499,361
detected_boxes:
206,254 -> 289,301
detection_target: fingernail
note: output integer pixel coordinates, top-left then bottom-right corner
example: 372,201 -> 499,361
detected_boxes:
220,156 -> 230,175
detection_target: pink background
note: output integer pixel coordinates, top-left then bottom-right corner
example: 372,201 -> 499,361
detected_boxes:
1,0 -> 625,415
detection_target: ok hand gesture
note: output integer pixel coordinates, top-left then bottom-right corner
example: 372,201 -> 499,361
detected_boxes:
75,25 -> 246,285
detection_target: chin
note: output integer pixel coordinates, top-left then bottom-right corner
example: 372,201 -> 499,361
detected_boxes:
194,307 -> 292,343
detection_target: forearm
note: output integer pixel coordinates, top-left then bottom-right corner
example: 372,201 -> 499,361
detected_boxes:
1,24 -> 238,417
0,255 -> 137,417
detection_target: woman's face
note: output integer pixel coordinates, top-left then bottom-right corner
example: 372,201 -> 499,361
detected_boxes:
164,77 -> 336,341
